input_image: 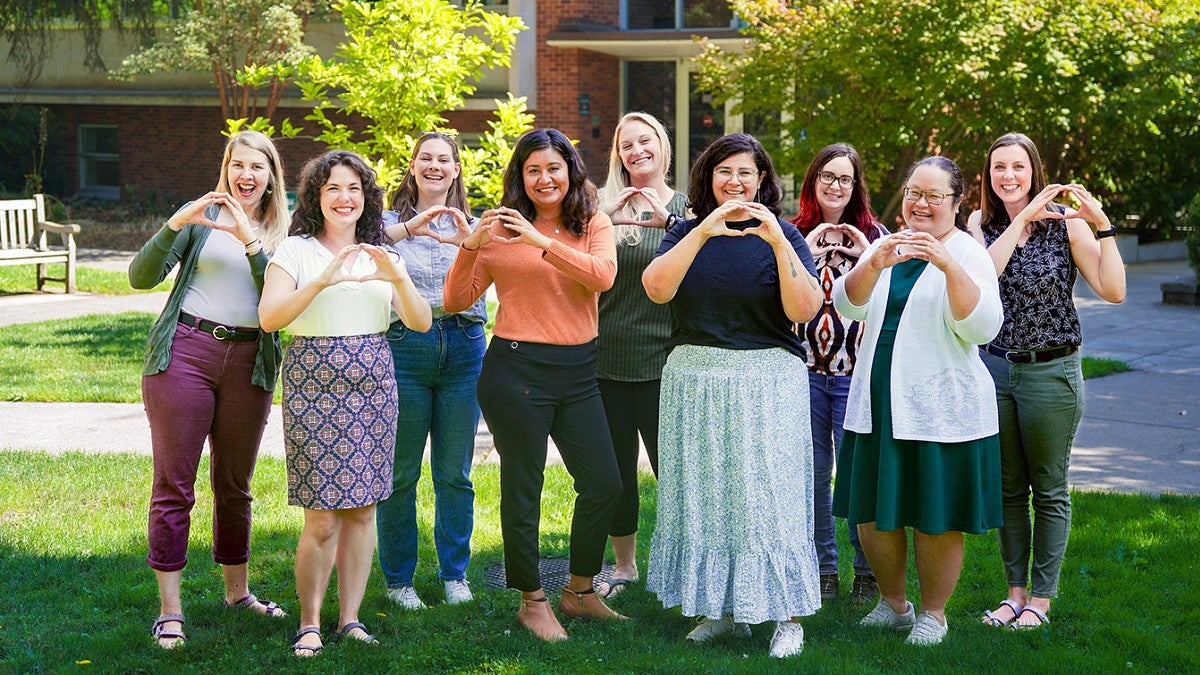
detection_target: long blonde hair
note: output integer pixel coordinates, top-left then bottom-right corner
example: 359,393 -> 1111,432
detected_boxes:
599,112 -> 674,247
216,130 -> 289,253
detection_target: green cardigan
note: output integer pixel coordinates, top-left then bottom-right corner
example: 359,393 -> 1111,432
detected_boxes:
129,215 -> 282,391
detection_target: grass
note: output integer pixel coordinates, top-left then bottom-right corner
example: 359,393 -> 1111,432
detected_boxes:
0,310 -> 1133,404
1080,357 -> 1133,379
0,264 -> 169,295
0,452 -> 1197,673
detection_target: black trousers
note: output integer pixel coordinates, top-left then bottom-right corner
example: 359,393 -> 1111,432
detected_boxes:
597,378 -> 660,537
478,338 -> 622,592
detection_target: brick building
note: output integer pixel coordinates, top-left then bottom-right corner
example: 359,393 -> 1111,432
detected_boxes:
0,1 -> 747,202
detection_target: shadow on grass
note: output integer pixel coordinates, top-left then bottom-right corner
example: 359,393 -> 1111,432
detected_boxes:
1,452 -> 1198,672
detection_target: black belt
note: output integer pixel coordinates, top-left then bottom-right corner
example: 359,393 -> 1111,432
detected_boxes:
178,312 -> 260,342
984,343 -> 1077,364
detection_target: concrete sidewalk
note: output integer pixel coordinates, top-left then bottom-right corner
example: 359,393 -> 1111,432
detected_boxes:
1,251 -> 1197,494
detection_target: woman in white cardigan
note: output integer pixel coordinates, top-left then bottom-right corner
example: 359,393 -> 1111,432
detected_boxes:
831,156 -> 1003,647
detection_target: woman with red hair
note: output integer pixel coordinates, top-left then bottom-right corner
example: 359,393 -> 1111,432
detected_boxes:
790,143 -> 887,605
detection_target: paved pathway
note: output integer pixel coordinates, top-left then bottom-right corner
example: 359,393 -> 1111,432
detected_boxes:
1,251 -> 1197,494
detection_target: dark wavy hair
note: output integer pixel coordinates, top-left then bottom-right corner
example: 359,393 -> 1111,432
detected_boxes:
904,155 -> 967,232
500,128 -> 596,237
290,150 -> 387,245
391,132 -> 470,215
789,142 -> 883,242
978,133 -> 1048,238
686,133 -> 784,222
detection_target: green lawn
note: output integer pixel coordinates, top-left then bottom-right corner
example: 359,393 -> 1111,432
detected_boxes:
0,263 -> 169,295
0,311 -> 1132,404
0,452 -> 1196,672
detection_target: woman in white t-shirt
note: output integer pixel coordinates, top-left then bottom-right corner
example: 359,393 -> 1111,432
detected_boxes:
259,150 -> 431,656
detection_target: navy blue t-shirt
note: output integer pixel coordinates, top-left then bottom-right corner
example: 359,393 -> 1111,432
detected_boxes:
654,216 -> 817,358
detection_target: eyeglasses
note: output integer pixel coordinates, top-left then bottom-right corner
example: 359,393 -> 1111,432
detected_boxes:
714,167 -> 760,181
817,171 -> 854,188
903,188 -> 954,206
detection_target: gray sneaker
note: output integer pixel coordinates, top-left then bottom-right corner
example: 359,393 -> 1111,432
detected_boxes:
386,586 -> 426,610
685,614 -> 752,642
443,579 -> 473,605
859,598 -> 915,630
904,611 -> 948,645
768,621 -> 804,658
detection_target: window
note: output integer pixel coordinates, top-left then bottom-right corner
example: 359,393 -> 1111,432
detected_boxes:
79,125 -> 120,200
625,0 -> 736,30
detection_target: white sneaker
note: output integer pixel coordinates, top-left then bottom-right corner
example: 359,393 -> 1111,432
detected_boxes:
768,621 -> 804,658
386,586 -> 426,610
904,611 -> 948,645
685,614 -> 752,643
860,598 -> 915,630
443,579 -> 473,605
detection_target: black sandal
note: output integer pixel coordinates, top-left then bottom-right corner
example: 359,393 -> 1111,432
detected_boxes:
290,626 -> 323,657
337,621 -> 379,644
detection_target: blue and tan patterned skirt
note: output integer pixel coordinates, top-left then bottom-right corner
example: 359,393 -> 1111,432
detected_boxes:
647,344 -> 822,623
283,333 -> 397,510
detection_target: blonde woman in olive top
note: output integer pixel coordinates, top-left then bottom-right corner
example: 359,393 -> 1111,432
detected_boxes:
595,112 -> 688,598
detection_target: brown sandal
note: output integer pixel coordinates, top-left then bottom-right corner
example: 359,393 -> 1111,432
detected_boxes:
152,613 -> 186,649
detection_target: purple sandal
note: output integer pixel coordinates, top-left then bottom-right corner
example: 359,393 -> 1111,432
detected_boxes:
981,599 -> 1023,627
224,593 -> 287,617
152,613 -> 186,648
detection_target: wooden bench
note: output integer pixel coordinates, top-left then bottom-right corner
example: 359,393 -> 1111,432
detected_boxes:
0,194 -> 81,293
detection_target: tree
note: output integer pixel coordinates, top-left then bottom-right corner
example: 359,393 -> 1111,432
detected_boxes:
109,1 -> 325,121
258,0 -> 531,205
0,0 -> 159,84
694,0 -> 1200,233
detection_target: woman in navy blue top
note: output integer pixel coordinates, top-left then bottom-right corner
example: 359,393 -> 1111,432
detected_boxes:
642,133 -> 824,659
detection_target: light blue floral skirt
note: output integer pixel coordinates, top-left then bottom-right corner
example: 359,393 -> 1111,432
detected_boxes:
647,345 -> 822,624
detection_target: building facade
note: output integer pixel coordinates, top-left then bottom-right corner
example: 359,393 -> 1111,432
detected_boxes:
0,1 -> 749,202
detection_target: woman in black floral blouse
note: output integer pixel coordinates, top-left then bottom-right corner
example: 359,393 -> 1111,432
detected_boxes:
967,133 -> 1126,631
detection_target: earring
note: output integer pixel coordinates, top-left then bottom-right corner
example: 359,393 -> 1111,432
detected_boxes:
265,186 -> 273,194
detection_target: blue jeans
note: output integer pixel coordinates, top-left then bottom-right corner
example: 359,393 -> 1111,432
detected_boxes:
809,373 -> 871,576
376,315 -> 484,586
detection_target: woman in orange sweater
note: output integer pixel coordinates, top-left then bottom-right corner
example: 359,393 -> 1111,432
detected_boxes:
444,128 -> 623,642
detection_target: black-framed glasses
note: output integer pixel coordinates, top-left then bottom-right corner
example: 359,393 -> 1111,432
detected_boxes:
903,188 -> 954,206
817,171 -> 854,188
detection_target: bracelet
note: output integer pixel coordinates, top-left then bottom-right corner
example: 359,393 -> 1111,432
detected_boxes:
1095,228 -> 1117,239
403,222 -> 413,239
244,239 -> 263,255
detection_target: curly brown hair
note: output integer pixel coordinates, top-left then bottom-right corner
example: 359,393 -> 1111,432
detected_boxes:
289,150 -> 387,245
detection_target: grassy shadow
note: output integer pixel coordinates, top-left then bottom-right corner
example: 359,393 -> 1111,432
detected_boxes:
1,452 -> 1197,672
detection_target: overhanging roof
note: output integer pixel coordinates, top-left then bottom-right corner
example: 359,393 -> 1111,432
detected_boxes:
546,28 -> 747,59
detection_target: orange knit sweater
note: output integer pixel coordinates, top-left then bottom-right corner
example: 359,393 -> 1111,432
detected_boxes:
443,212 -> 616,345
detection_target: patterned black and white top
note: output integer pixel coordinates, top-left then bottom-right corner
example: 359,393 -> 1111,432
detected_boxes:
983,214 -> 1082,350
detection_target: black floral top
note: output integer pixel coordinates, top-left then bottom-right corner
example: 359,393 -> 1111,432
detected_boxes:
983,214 -> 1082,350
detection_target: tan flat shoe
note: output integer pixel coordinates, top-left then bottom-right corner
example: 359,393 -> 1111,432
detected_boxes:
517,597 -> 568,642
558,586 -> 629,621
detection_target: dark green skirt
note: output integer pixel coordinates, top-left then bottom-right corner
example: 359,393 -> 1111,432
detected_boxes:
832,330 -> 1001,535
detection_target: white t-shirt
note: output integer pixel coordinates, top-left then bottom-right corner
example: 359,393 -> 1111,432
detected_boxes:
268,235 -> 393,337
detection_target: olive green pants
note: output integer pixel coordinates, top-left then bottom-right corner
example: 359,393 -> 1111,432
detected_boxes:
982,350 -> 1084,598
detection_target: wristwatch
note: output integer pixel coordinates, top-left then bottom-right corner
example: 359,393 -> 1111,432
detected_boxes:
1095,227 -> 1117,239
665,213 -> 679,230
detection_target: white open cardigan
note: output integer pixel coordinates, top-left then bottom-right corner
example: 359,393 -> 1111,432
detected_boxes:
833,230 -> 1003,443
